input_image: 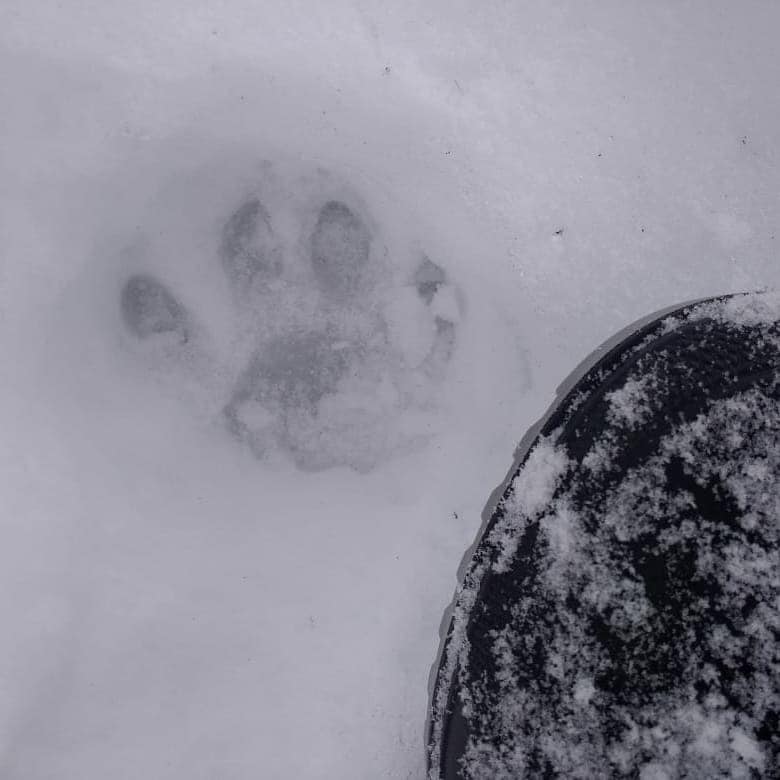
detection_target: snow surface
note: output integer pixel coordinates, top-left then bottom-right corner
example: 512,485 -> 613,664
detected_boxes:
1,2 -> 780,778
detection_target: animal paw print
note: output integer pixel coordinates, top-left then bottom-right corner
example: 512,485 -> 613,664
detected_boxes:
119,173 -> 462,472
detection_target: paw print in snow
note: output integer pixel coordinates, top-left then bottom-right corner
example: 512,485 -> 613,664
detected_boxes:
121,274 -> 190,343
119,169 -> 462,472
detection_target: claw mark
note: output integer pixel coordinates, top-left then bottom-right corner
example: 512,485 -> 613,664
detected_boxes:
423,317 -> 457,378
310,201 -> 371,298
221,198 -> 282,291
414,257 -> 447,304
120,274 -> 188,341
413,257 -> 459,376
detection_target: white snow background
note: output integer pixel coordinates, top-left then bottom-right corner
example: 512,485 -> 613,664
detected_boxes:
1,1 -> 779,777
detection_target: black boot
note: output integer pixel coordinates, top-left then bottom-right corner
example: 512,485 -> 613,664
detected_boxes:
428,292 -> 780,779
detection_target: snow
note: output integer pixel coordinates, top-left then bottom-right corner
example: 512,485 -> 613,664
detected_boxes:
1,1 -> 780,778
